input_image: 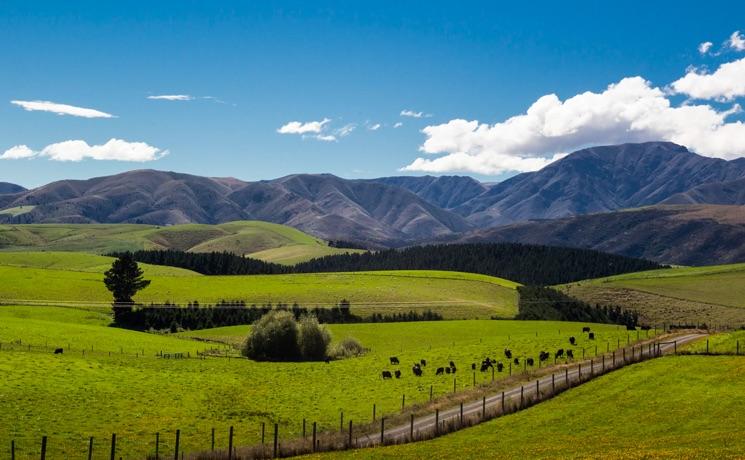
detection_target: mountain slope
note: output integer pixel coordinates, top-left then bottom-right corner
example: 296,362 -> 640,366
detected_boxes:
369,175 -> 488,209
0,182 -> 25,195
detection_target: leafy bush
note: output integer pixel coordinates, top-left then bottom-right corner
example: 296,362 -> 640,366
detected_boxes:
297,315 -> 332,361
243,311 -> 300,361
329,337 -> 366,359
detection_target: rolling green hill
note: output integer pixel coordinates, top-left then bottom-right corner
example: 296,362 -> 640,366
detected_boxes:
0,252 -> 518,318
560,263 -> 745,326
315,355 -> 745,459
0,221 -> 362,264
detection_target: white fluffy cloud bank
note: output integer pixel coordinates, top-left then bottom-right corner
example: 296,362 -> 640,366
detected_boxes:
1,139 -> 167,162
277,118 -> 330,135
10,100 -> 114,118
404,64 -> 745,175
147,94 -> 194,101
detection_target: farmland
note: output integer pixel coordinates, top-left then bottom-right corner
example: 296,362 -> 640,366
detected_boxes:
561,263 -> 745,327
0,221 -> 361,264
0,252 -> 519,318
0,305 -> 650,459
314,355 -> 745,459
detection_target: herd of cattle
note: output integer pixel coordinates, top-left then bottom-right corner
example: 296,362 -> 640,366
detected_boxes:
380,327 -> 598,380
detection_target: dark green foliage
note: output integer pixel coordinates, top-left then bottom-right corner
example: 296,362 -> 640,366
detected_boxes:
516,286 -> 639,328
243,311 -> 301,361
297,315 -> 332,361
108,249 -> 287,275
103,252 -> 151,322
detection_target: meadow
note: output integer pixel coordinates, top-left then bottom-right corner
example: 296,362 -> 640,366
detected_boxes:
561,263 -> 745,326
0,252 -> 519,318
0,305 -> 650,459
0,221 -> 361,264
312,355 -> 745,459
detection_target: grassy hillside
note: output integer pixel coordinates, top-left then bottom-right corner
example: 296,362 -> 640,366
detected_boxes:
315,355 -> 745,459
0,205 -> 35,217
561,263 -> 745,326
0,221 -> 362,264
0,252 -> 518,318
0,306 -> 649,459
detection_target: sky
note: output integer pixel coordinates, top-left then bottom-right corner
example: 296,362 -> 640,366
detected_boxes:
2,1 -> 745,188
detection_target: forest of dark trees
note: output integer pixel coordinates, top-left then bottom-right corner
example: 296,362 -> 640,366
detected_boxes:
112,299 -> 443,331
516,286 -> 639,328
115,243 -> 664,286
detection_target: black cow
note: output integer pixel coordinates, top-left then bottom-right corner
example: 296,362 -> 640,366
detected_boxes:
513,357 -> 520,365
496,362 -> 504,372
324,357 -> 330,364
471,363 -> 477,370
449,360 -> 455,368
539,351 -> 550,362
555,349 -> 564,359
382,371 -> 393,379
569,336 -> 577,345
641,325 -> 651,331
54,348 -> 63,354
412,365 -> 423,377
582,327 -> 591,333
436,367 -> 446,375
450,365 -> 457,374
504,349 -> 512,359
566,350 -> 574,359
588,332 -> 595,340
390,357 -> 400,365
626,325 -> 637,331
445,367 -> 451,374
394,370 -> 401,379
526,358 -> 534,367
420,359 -> 427,366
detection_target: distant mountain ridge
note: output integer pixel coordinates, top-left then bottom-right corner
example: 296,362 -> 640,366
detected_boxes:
0,182 -> 25,195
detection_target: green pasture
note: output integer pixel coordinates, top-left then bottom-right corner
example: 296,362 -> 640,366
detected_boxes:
0,306 -> 651,459
0,205 -> 35,217
685,330 -> 745,355
315,355 -> 745,459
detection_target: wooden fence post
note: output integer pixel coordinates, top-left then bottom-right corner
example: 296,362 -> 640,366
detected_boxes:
381,417 -> 386,444
88,436 -> 94,460
348,420 -> 353,448
409,414 -> 414,440
501,391 -> 505,413
174,429 -> 180,460
211,428 -> 215,451
402,394 -> 406,411
482,396 -> 486,419
40,436 -> 47,460
273,423 -> 278,458
536,379 -> 539,397
340,411 -> 344,433
262,422 -> 266,445
10,440 -> 14,460
453,377 -> 456,393
460,402 -> 464,424
430,385 -> 433,401
565,368 -> 569,387
373,403 -> 376,422
520,386 -> 524,407
302,419 -> 305,440
110,433 -> 116,460
228,426 -> 233,460
552,373 -> 555,393
434,410 -> 439,435
491,366 -> 495,382
312,422 -> 317,453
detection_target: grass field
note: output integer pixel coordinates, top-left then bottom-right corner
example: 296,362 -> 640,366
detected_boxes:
0,306 -> 649,459
685,330 -> 745,355
561,263 -> 745,326
0,205 -> 36,217
0,253 -> 519,318
0,221 -> 362,264
313,355 -> 745,459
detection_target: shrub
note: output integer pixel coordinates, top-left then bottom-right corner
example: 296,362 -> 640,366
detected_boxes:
297,315 -> 332,361
242,311 -> 300,361
329,337 -> 366,359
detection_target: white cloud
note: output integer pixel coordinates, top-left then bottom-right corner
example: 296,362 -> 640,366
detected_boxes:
729,31 -> 745,51
698,41 -> 713,54
0,145 -> 36,160
313,134 -> 337,142
393,122 -> 403,128
277,118 -> 331,135
670,57 -> 745,101
147,94 -> 194,101
10,100 -> 114,118
336,123 -> 356,137
33,139 -> 164,162
403,75 -> 745,175
400,109 -> 431,118
368,123 -> 381,131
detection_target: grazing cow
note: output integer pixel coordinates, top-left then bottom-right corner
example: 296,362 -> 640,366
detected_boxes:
569,336 -> 577,345
566,350 -> 574,359
412,365 -> 423,377
471,363 -> 477,370
539,351 -> 550,362
555,349 -> 564,359
504,349 -> 512,359
445,367 -> 451,374
496,362 -> 504,372
449,360 -> 455,368
589,332 -> 595,340
390,357 -> 400,365
526,358 -> 534,367
394,370 -> 401,379
513,357 -> 520,365
480,363 -> 489,372
382,371 -> 393,379
626,325 -> 636,331
54,348 -> 63,354
450,365 -> 457,374
641,325 -> 651,331
582,327 -> 591,333
324,357 -> 330,364
420,359 -> 427,366
435,367 -> 445,376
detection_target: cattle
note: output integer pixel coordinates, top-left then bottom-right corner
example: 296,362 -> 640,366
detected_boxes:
588,332 -> 595,340
382,371 -> 393,379
626,325 -> 636,331
450,365 -> 457,374
412,365 -> 423,377
526,358 -> 534,367
54,348 -> 63,354
324,357 -> 330,364
582,327 -> 591,333
569,336 -> 577,345
436,367 -> 445,376
555,349 -> 564,359
449,360 -> 455,368
566,350 -> 574,359
480,363 -> 490,372
394,370 -> 401,379
539,351 -> 550,362
390,357 -> 400,365
420,359 -> 427,366
641,325 -> 651,331
496,362 -> 504,372
471,363 -> 477,370
513,357 -> 520,365
445,367 -> 451,374
504,349 -> 512,359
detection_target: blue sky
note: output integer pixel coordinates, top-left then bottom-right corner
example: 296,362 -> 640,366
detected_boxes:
2,1 -> 745,187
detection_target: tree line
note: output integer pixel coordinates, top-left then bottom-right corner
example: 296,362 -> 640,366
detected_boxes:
113,242 -> 664,286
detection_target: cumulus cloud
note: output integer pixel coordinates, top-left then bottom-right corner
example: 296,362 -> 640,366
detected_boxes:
336,123 -> 356,137
368,123 -> 381,131
400,109 -> 431,118
277,118 -> 331,135
393,122 -> 403,128
147,94 -> 194,101
729,31 -> 745,51
670,57 -> 745,100
698,41 -> 713,54
314,134 -> 337,142
403,76 -> 745,175
0,145 -> 35,160
10,100 -> 114,118
1,139 -> 166,162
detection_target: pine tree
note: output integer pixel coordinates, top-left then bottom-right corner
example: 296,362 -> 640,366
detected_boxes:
104,253 -> 151,304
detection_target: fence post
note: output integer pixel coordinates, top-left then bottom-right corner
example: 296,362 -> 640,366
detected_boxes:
312,422 -> 317,453
459,402 -> 464,424
228,426 -> 233,460
380,417 -> 386,444
211,428 -> 215,451
453,377 -> 456,393
155,433 -> 159,460
509,361 -> 512,376
174,429 -> 180,460
552,373 -> 555,393
110,433 -> 116,460
348,420 -> 353,448
536,379 -> 539,397
674,341 -> 677,355
473,371 -> 476,386
402,394 -> 406,411
10,440 -> 14,460
706,339 -> 709,354
602,354 -> 605,372
410,414 -> 414,440
482,396 -> 486,419
434,410 -> 439,435
501,391 -> 505,413
373,403 -> 376,422
565,368 -> 569,387
40,436 -> 47,460
273,423 -> 278,458
520,386 -> 524,407
491,366 -> 495,382
590,359 -> 594,376
340,411 -> 344,433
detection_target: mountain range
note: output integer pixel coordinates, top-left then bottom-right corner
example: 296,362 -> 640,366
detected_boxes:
2,141 -> 745,264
